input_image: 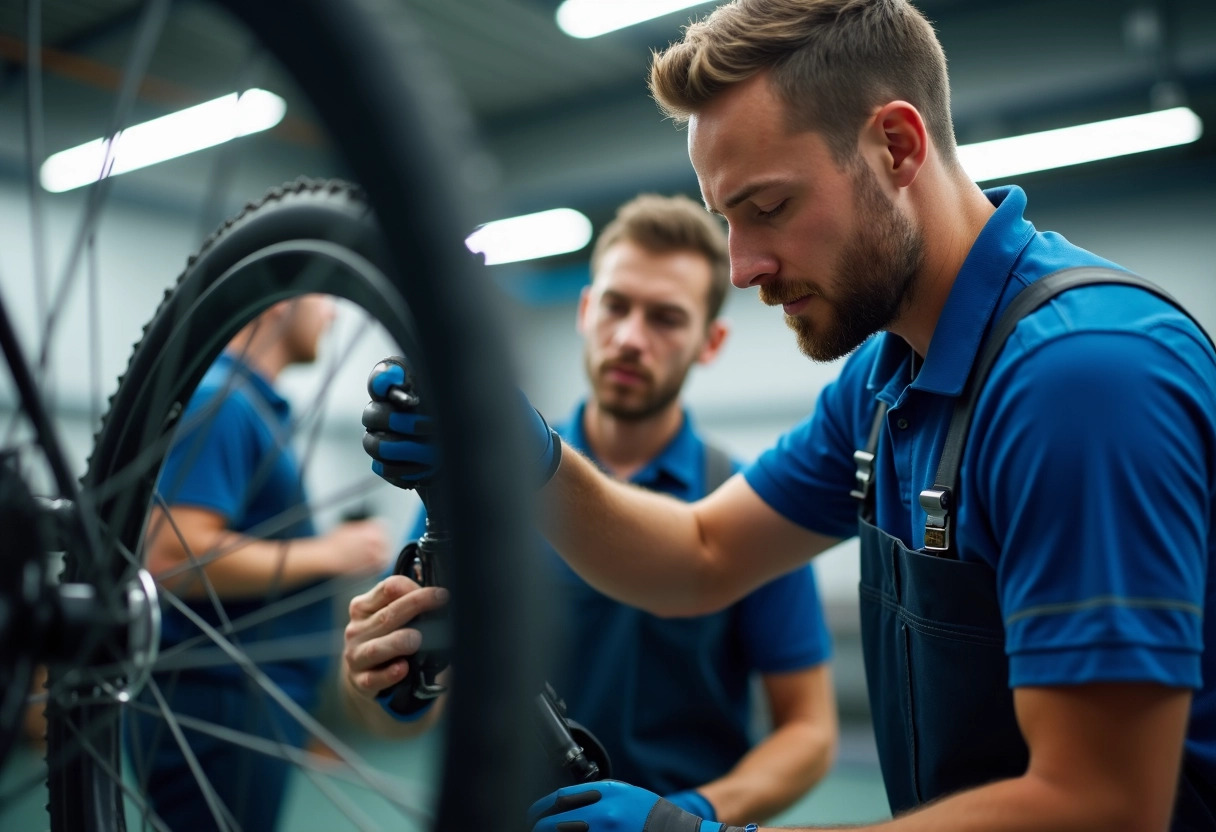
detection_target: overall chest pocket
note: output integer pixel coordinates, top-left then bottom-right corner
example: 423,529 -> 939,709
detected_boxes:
859,532 -> 1028,813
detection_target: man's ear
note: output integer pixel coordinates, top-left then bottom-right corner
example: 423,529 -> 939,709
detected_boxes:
865,100 -> 928,189
697,318 -> 730,365
576,285 -> 592,336
259,299 -> 292,334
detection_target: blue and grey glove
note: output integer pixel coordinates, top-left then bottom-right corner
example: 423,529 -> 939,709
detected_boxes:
528,780 -> 749,832
362,357 -> 438,487
663,790 -> 716,822
362,355 -> 562,489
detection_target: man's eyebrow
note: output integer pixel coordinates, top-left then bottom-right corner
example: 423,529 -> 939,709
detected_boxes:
600,289 -> 689,318
706,179 -> 788,215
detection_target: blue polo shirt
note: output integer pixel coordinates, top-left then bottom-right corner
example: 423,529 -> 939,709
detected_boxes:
408,401 -> 832,794
156,352 -> 330,704
746,186 -> 1216,777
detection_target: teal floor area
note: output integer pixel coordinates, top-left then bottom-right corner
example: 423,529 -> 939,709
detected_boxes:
1,721 -> 890,830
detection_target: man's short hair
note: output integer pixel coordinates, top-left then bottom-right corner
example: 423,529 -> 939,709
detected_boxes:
649,0 -> 957,166
591,193 -> 731,322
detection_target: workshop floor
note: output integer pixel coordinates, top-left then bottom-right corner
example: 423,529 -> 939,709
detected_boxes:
1,721 -> 890,830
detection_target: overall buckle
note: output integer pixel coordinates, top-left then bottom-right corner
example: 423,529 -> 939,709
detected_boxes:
850,449 -> 876,501
919,487 -> 951,552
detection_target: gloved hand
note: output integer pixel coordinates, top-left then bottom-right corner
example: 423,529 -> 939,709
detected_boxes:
527,780 -> 747,832
663,790 -> 716,821
362,356 -> 438,488
362,355 -> 562,489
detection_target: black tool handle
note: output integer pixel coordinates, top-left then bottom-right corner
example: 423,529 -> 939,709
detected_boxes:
366,356 -> 451,715
532,681 -> 611,784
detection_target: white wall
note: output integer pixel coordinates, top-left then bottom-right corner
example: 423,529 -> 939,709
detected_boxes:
1,165 -> 1212,609
0,179 -> 420,549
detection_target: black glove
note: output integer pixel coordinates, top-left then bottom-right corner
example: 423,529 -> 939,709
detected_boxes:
362,356 -> 439,488
362,356 -> 562,489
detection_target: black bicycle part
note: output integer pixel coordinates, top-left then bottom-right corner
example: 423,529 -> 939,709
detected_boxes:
31,0 -> 549,825
379,528 -> 453,717
0,450 -> 50,770
366,358 -> 453,716
533,681 -> 612,787
48,174 -> 546,832
366,367 -> 607,785
222,7 -> 555,823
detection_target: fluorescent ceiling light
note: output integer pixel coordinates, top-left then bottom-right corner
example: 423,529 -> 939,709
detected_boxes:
40,89 -> 287,193
465,208 -> 593,266
556,0 -> 713,39
959,106 -> 1202,183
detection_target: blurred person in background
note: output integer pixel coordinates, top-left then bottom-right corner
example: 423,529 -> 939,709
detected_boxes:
127,295 -> 392,832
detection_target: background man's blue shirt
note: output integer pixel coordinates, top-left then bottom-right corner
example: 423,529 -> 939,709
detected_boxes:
744,185 -> 1216,782
408,401 -> 832,793
156,352 -> 331,703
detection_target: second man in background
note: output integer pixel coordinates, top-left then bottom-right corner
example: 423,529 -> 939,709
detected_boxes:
342,193 -> 839,826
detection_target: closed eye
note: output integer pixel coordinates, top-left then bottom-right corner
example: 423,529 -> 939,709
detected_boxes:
757,200 -> 786,219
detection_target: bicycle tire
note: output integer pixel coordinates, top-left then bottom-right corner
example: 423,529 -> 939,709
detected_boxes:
40,0 -> 550,826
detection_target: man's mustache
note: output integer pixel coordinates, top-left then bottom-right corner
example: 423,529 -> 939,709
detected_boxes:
759,281 -> 821,307
600,360 -> 651,383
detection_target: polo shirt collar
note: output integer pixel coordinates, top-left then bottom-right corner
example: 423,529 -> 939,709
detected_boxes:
557,399 -> 700,492
866,185 -> 1037,401
216,350 -> 290,415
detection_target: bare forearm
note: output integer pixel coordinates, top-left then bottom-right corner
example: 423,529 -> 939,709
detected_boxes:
153,533 -> 333,599
701,720 -> 837,826
762,773 -> 1159,832
542,448 -> 839,616
542,447 -> 718,615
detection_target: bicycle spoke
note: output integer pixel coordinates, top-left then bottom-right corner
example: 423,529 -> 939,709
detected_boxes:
292,307 -> 373,481
156,591 -> 430,827
87,234 -> 101,431
87,370 -> 257,512
193,48 -> 266,245
293,765 -> 394,832
260,307 -> 378,609
122,696 -> 429,813
8,0 -> 545,827
36,0 -> 173,377
2,703 -> 139,820
122,674 -> 158,832
151,573 -> 370,666
23,0 -> 48,328
43,572 -> 376,688
149,491 -> 233,632
144,677 -> 239,832
151,477 -> 382,583
151,632 -> 342,673
87,277 -> 384,520
61,719 -> 175,832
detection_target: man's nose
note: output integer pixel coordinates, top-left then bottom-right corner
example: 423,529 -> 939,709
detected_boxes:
729,233 -> 777,289
612,309 -> 648,351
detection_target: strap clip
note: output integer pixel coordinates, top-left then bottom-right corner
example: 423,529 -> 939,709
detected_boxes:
850,449 -> 876,501
919,487 -> 952,553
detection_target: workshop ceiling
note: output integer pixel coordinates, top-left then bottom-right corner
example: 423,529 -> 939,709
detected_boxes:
0,0 -> 1213,244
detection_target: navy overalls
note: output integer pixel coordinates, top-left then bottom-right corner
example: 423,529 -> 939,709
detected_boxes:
854,269 -> 1216,827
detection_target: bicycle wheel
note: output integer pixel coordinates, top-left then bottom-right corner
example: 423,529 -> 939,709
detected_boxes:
2,1 -> 550,830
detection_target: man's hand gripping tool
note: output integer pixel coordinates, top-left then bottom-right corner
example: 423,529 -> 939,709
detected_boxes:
368,360 -> 450,718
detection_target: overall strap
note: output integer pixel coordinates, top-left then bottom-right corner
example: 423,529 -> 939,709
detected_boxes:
703,441 -> 734,493
920,267 -> 1216,556
851,400 -> 890,507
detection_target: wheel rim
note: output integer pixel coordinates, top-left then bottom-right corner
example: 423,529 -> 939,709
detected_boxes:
1,1 -> 551,828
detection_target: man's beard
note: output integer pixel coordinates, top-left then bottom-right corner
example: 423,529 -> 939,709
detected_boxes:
584,352 -> 689,422
761,163 -> 925,362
